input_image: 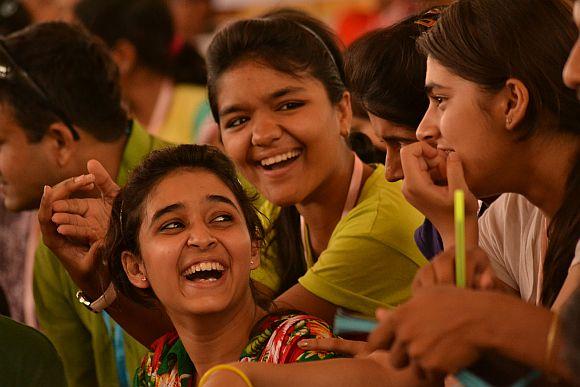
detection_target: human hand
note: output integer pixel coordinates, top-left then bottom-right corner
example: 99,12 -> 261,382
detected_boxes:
400,142 -> 479,248
298,337 -> 369,357
38,159 -> 119,291
366,286 -> 492,375
49,160 -> 119,243
412,246 -> 497,291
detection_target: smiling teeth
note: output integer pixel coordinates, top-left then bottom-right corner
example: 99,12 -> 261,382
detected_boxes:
260,150 -> 301,167
182,261 -> 225,276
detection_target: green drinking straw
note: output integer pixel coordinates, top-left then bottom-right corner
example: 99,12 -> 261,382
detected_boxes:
454,189 -> 466,288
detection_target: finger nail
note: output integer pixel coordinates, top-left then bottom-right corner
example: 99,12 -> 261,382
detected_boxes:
298,341 -> 309,349
376,308 -> 389,320
447,151 -> 459,161
43,185 -> 50,195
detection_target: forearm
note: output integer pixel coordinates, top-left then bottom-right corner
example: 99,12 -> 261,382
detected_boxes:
439,215 -> 478,250
203,358 -> 425,387
482,294 -> 573,381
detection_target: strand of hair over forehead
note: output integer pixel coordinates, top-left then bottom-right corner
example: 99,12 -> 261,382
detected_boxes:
244,17 -> 340,75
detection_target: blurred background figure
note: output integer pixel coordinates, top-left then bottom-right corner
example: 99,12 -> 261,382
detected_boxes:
336,0 -> 454,45
75,0 -> 211,145
0,0 -> 37,326
21,0 -> 77,22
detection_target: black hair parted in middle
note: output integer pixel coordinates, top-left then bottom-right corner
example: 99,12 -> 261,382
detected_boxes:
206,8 -> 347,125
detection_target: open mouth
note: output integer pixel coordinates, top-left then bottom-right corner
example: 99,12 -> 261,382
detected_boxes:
182,261 -> 225,283
259,149 -> 301,171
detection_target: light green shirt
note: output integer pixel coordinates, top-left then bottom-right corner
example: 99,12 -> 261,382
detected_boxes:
252,164 -> 427,316
33,122 -> 170,387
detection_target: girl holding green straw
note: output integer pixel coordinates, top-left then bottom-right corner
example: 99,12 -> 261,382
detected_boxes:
365,0 -> 580,383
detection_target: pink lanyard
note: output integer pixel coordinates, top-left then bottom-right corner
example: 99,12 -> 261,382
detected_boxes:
147,79 -> 174,135
300,154 -> 364,261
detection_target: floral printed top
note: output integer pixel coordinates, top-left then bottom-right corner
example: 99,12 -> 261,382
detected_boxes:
133,311 -> 338,387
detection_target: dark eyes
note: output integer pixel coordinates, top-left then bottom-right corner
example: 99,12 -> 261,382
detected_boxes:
159,214 -> 233,233
223,101 -> 305,129
429,95 -> 446,106
160,221 -> 184,231
278,101 -> 304,111
381,139 -> 413,149
212,214 -> 233,223
225,117 -> 249,129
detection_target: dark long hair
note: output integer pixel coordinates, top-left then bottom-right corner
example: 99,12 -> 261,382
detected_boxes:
345,8 -> 444,129
99,145 -> 265,305
418,0 -> 580,306
205,8 -> 347,294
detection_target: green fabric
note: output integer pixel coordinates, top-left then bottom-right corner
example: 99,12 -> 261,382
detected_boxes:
0,315 -> 67,387
33,122 -> 171,387
253,164 -> 427,316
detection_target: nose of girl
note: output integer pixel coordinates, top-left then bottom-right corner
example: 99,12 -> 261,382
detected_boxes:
186,225 -> 218,250
250,113 -> 283,147
416,113 -> 440,146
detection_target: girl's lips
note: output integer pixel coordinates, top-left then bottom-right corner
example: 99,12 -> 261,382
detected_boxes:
256,151 -> 302,178
182,268 -> 228,289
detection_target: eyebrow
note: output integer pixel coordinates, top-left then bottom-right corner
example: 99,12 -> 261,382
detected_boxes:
207,194 -> 239,213
269,86 -> 306,100
151,202 -> 185,224
425,82 -> 448,94
218,86 -> 306,118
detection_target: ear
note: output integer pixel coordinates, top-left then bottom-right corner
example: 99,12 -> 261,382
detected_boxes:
44,122 -> 78,168
121,251 -> 150,289
111,39 -> 137,76
503,78 -> 529,131
335,91 -> 353,138
249,240 -> 260,270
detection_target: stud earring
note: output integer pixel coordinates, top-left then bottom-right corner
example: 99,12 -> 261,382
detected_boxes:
141,276 -> 147,281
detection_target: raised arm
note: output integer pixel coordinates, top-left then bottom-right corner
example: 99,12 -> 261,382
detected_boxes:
38,160 -> 172,345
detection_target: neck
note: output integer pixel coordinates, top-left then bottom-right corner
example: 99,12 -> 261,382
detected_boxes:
169,293 -> 266,382
514,134 -> 579,220
122,69 -> 169,128
296,146 -> 370,256
66,133 -> 128,184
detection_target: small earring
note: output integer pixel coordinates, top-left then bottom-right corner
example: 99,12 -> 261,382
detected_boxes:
250,260 -> 254,265
141,276 -> 147,281
506,117 -> 512,126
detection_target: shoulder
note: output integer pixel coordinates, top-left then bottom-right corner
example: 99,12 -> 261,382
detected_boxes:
0,316 -> 67,386
0,315 -> 60,356
479,193 -> 543,242
342,164 -> 424,235
241,311 -> 336,364
136,332 -> 193,387
330,164 -> 425,263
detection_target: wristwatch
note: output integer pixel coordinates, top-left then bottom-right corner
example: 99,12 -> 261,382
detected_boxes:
76,282 -> 117,313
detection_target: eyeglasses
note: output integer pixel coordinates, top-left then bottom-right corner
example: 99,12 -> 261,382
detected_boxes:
0,40 -> 80,140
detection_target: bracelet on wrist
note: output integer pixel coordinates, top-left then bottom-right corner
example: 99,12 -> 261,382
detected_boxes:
199,364 -> 253,387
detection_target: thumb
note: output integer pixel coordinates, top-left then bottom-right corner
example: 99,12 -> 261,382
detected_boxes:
87,159 -> 120,199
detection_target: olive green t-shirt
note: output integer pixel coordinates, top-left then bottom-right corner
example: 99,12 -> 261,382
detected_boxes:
0,315 -> 67,387
252,164 -> 427,316
33,122 -> 170,387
